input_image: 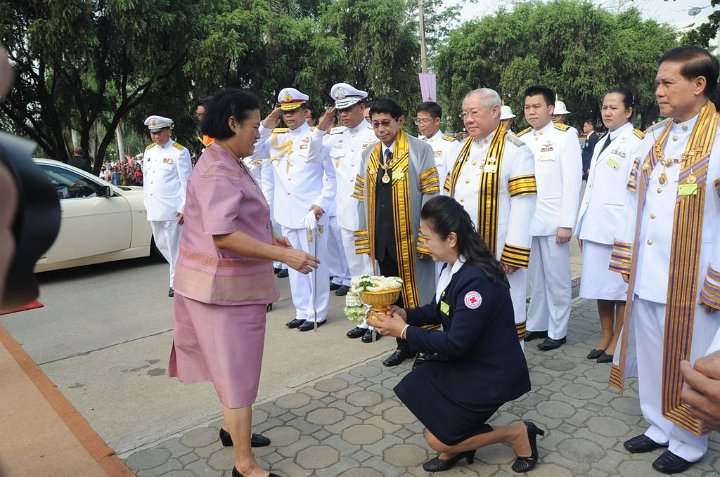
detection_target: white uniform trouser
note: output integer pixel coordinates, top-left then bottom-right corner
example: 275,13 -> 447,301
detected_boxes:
508,267 -> 528,350
282,226 -> 330,323
527,235 -> 571,340
150,220 -> 182,288
327,216 -> 350,286
633,298 -> 708,462
271,220 -> 287,270
340,227 -> 373,329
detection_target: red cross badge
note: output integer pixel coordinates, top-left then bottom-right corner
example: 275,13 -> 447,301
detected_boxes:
464,291 -> 482,309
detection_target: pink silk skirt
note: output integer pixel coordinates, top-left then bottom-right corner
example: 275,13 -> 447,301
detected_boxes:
168,294 -> 266,408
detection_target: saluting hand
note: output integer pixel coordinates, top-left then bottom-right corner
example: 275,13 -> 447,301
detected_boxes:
262,108 -> 283,129
317,107 -> 337,132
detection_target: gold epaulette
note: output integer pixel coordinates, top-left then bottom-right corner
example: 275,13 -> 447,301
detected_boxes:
442,134 -> 456,142
553,123 -> 571,132
506,134 -> 525,147
273,127 -> 290,133
173,142 -> 185,150
145,143 -> 156,150
633,128 -> 645,139
644,118 -> 671,135
516,127 -> 532,137
330,126 -> 347,134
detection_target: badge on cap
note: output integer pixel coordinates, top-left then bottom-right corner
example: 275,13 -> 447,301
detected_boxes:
336,87 -> 346,100
284,91 -> 293,102
464,291 -> 482,309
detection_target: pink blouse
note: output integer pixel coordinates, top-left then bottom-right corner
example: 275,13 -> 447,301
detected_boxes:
173,143 -> 280,305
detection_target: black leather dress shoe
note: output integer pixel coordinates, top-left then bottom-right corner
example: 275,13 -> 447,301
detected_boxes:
623,434 -> 667,453
587,348 -> 605,359
168,287 -> 174,297
233,467 -> 283,477
537,336 -> 566,351
596,352 -> 613,363
286,318 -> 305,329
346,326 -> 366,339
335,285 -> 350,296
383,348 -> 413,367
330,282 -> 341,291
298,320 -> 325,331
524,330 -> 548,342
652,450 -> 694,474
361,329 -> 381,343
276,269 -> 288,278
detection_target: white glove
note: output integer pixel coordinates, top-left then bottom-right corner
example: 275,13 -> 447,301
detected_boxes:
302,210 -> 317,231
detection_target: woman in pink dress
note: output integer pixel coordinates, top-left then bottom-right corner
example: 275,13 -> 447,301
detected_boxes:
169,88 -> 318,477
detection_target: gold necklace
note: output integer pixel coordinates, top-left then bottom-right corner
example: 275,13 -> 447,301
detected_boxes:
379,154 -> 397,184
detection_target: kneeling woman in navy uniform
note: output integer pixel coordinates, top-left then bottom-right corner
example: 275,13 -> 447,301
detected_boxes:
374,196 -> 544,473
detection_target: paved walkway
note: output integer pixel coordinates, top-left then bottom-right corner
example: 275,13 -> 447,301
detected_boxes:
124,298 -> 720,477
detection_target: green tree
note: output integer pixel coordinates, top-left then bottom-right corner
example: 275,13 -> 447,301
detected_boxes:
434,0 -> 677,132
0,0 -> 214,171
681,0 -> 720,49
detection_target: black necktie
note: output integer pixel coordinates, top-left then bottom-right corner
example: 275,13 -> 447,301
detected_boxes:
384,148 -> 393,164
598,133 -> 612,155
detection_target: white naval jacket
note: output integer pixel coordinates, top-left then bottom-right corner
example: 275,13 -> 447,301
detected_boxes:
449,132 -> 536,266
142,139 -> 192,221
517,122 -> 582,236
312,123 -> 377,230
575,122 -> 644,244
421,130 -> 459,195
254,122 -> 336,230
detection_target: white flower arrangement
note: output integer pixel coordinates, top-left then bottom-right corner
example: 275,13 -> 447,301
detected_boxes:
344,275 -> 402,323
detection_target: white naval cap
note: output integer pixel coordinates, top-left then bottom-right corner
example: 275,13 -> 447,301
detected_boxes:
553,100 -> 571,116
330,83 -> 368,110
144,115 -> 174,132
500,105 -> 515,120
277,88 -> 309,111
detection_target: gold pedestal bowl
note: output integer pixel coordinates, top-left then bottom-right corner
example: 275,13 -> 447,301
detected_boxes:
360,288 -> 402,326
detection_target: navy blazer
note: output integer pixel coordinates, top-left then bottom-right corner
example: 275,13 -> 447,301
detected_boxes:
404,262 -> 530,407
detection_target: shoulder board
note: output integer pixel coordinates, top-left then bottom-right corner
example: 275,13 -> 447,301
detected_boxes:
310,126 -> 316,131
506,134 -> 525,147
633,128 -> 645,139
442,134 -> 456,142
273,127 -> 289,133
553,123 -> 571,132
330,126 -> 347,134
173,142 -> 185,150
145,143 -> 156,150
644,118 -> 671,135
516,127 -> 532,137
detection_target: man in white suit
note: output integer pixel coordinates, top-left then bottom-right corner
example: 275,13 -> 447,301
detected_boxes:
446,88 -> 536,346
142,115 -> 192,297
517,86 -> 582,351
254,88 -> 336,332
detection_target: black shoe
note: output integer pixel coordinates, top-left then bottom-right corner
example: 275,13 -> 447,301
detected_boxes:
422,450 -> 475,472
298,320 -> 325,331
587,348 -> 605,360
274,267 -> 281,275
537,336 -> 566,351
219,428 -> 271,447
335,285 -> 350,296
330,282 -> 341,291
168,287 -> 174,297
276,269 -> 288,278
382,348 -> 413,367
346,326 -> 366,339
413,352 -> 429,369
652,450 -> 695,474
232,467 -> 283,477
266,303 -> 273,312
361,329 -> 381,343
511,420 -> 545,473
597,352 -> 613,363
286,318 -> 305,329
524,330 -> 548,342
623,434 -> 667,453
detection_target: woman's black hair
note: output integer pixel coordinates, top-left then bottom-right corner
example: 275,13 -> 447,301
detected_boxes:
201,88 -> 260,139
421,196 -> 509,287
606,87 -> 636,113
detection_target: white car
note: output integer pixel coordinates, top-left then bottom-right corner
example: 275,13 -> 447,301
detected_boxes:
33,159 -> 154,272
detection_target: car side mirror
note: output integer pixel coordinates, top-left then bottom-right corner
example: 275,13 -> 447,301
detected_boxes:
99,185 -> 112,198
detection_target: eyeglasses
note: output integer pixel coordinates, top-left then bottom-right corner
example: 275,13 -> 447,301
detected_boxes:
414,118 -> 434,126
372,119 -> 397,128
459,110 -> 484,121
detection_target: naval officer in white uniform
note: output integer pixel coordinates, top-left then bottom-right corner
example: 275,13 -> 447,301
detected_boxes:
142,115 -> 192,297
